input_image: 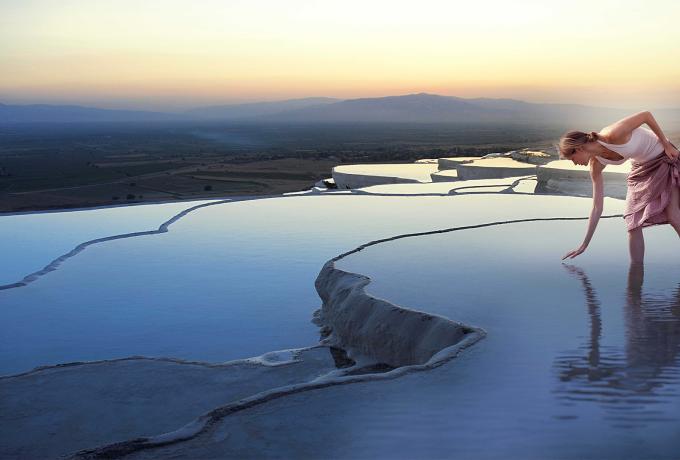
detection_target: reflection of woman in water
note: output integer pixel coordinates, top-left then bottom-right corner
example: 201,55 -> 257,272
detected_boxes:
557,111 -> 680,263
555,262 -> 680,413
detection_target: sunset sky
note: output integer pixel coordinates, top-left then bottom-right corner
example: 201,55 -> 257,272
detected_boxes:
2,0 -> 679,111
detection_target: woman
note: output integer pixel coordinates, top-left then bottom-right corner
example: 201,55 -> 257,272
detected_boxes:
558,110 -> 680,263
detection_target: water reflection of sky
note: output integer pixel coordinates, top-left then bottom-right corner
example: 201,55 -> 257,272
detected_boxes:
0,200 -> 219,285
554,263 -> 680,429
1,193 -> 678,457
1,193 -> 621,375
334,218 -> 679,456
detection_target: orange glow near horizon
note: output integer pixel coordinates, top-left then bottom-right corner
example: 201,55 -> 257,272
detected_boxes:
2,0 -> 679,111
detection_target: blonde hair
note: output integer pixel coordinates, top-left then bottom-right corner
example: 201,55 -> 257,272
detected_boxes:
558,130 -> 600,159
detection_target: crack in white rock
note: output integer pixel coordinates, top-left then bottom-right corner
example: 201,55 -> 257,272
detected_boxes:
331,213 -> 623,262
1,192 -> 334,291
347,175 -> 540,197
1,183 -> 627,458
0,176 -> 550,292
0,346 -> 322,380
1,199 -> 231,290
69,335 -> 483,460
64,211 -> 623,460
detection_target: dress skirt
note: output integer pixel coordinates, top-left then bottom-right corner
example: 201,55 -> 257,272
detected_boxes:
624,141 -> 680,231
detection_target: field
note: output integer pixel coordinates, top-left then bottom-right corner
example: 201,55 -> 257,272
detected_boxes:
2,120 -> 675,213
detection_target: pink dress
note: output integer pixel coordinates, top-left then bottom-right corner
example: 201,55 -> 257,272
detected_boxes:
596,127 -> 680,231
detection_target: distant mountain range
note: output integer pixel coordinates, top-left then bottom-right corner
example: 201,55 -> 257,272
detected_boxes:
185,97 -> 340,119
0,103 -> 182,123
2,93 -> 679,126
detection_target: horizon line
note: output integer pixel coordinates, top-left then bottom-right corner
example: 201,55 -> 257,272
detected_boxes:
3,92 -> 679,114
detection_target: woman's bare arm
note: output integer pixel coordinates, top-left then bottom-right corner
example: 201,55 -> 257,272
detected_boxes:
606,110 -> 673,147
604,111 -> 647,139
562,159 -> 605,260
582,160 -> 605,246
590,158 -> 605,209
643,111 -> 674,148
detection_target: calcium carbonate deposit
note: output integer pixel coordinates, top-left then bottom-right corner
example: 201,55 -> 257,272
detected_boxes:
1,169 -> 679,460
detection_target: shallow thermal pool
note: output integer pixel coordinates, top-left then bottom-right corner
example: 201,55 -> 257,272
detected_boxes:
93,215 -> 680,460
0,189 -> 678,458
329,219 -> 680,459
1,190 -> 617,375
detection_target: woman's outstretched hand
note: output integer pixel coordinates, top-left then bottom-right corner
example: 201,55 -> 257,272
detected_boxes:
562,243 -> 587,260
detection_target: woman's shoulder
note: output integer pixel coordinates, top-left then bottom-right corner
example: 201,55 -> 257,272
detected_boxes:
597,127 -> 614,142
597,126 -> 638,145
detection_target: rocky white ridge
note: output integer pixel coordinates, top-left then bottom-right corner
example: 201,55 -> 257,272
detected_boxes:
0,158 -> 636,459
313,260 -> 484,368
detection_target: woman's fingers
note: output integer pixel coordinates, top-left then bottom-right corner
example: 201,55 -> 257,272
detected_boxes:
562,247 -> 583,259
664,143 -> 680,160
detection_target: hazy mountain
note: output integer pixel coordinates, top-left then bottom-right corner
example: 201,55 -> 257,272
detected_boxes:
2,94 -> 678,127
253,93 -> 506,123
0,103 -> 181,123
186,97 -> 341,119
462,97 -> 629,126
256,93 -> 668,126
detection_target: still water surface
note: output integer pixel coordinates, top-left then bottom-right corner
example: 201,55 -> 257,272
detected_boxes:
332,219 -> 679,458
0,192 -> 678,457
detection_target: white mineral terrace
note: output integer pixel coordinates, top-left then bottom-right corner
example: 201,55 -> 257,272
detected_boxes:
537,159 -> 632,199
436,156 -> 480,169
333,155 -> 632,199
332,163 -> 440,189
1,153 -> 678,460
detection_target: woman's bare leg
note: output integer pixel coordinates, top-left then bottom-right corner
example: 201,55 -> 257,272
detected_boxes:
664,185 -> 680,237
628,227 -> 645,263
